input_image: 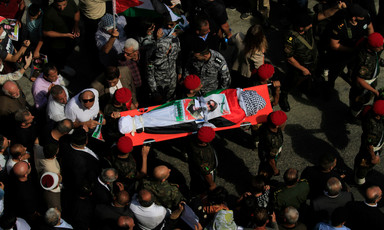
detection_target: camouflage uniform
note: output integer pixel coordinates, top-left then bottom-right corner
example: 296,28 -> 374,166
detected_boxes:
284,28 -> 318,80
188,139 -> 217,194
185,49 -> 230,94
273,179 -> 310,213
140,178 -> 185,210
327,17 -> 371,86
354,110 -> 384,180
349,44 -> 382,114
147,35 -> 181,102
111,149 -> 137,189
258,123 -> 283,176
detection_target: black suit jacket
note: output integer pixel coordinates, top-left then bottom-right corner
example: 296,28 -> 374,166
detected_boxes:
61,143 -> 101,193
345,201 -> 384,229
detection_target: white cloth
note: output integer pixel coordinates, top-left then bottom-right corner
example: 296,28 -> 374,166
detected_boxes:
129,194 -> 169,230
109,79 -> 123,97
65,88 -> 100,123
15,217 -> 31,230
0,153 -> 8,172
0,70 -> 23,85
47,86 -> 70,122
56,219 -> 73,229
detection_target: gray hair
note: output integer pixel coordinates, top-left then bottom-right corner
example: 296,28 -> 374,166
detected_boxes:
284,206 -> 299,224
124,38 -> 139,51
14,108 -> 30,124
2,80 -> 17,96
101,168 -> 118,183
326,177 -> 342,196
45,208 -> 61,227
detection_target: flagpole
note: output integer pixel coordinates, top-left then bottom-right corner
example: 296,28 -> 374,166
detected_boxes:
112,0 -> 116,29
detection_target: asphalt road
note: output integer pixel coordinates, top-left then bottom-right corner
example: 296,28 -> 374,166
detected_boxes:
17,0 -> 384,208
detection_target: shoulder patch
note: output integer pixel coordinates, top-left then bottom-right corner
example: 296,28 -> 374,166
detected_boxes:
214,57 -> 222,64
287,37 -> 293,43
337,23 -> 344,29
221,64 -> 228,71
332,29 -> 338,35
363,24 -> 368,29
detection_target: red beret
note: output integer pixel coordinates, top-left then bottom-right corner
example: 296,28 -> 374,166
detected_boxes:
368,32 -> 384,48
197,126 -> 215,143
184,75 -> 201,90
256,64 -> 275,80
117,136 -> 133,153
269,110 -> 287,126
373,100 -> 384,116
115,88 -> 132,104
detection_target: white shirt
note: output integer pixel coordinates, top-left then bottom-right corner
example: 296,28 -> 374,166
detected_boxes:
65,88 -> 100,123
47,86 -> 70,122
129,194 -> 169,230
56,219 -> 73,229
70,145 -> 99,160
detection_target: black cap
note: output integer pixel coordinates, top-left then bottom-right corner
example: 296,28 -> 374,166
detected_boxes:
348,3 -> 368,17
294,13 -> 313,28
192,37 -> 208,54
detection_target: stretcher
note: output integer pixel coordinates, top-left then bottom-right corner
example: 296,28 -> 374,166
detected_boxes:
120,85 -> 272,146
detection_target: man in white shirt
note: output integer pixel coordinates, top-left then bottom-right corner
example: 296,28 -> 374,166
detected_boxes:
65,88 -> 105,129
130,189 -> 170,230
47,85 -> 70,122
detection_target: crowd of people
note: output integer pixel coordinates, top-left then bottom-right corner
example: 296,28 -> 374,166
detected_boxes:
0,0 -> 384,229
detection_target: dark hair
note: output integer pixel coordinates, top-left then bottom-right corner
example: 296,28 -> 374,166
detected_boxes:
105,66 -> 120,81
251,175 -> 266,194
28,3 -> 41,17
319,152 -> 336,171
43,63 -> 57,77
10,144 -> 24,159
14,108 -> 30,124
192,15 -> 209,31
50,85 -> 65,98
0,135 -> 4,150
252,207 -> 269,227
70,128 -> 87,146
207,100 -> 218,111
43,143 -> 59,158
55,119 -> 73,134
208,186 -> 228,205
243,24 -> 267,55
0,214 -> 16,229
331,207 -> 348,227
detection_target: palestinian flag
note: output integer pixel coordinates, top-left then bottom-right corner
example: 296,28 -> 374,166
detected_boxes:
115,0 -> 160,18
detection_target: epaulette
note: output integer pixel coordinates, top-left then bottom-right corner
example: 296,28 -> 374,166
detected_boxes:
337,23 -> 344,29
299,179 -> 308,183
287,36 -> 293,43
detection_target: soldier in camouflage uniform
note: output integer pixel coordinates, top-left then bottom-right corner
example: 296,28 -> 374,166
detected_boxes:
349,32 -> 384,117
273,168 -> 310,213
111,136 -> 150,191
354,100 -> 384,185
184,40 -> 230,95
258,111 -> 287,178
140,165 -> 185,210
188,127 -> 217,195
280,13 -> 317,112
147,27 -> 181,104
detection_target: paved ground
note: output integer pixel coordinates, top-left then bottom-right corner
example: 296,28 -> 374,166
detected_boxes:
17,0 -> 384,209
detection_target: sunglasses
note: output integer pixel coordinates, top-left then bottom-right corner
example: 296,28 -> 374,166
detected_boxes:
82,97 -> 95,103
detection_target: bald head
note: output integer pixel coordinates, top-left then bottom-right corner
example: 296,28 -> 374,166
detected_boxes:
117,216 -> 134,229
283,168 -> 299,186
13,161 -> 29,178
115,190 -> 130,207
365,186 -> 382,204
138,189 -> 154,207
2,81 -> 20,99
153,165 -> 170,182
326,177 -> 342,196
